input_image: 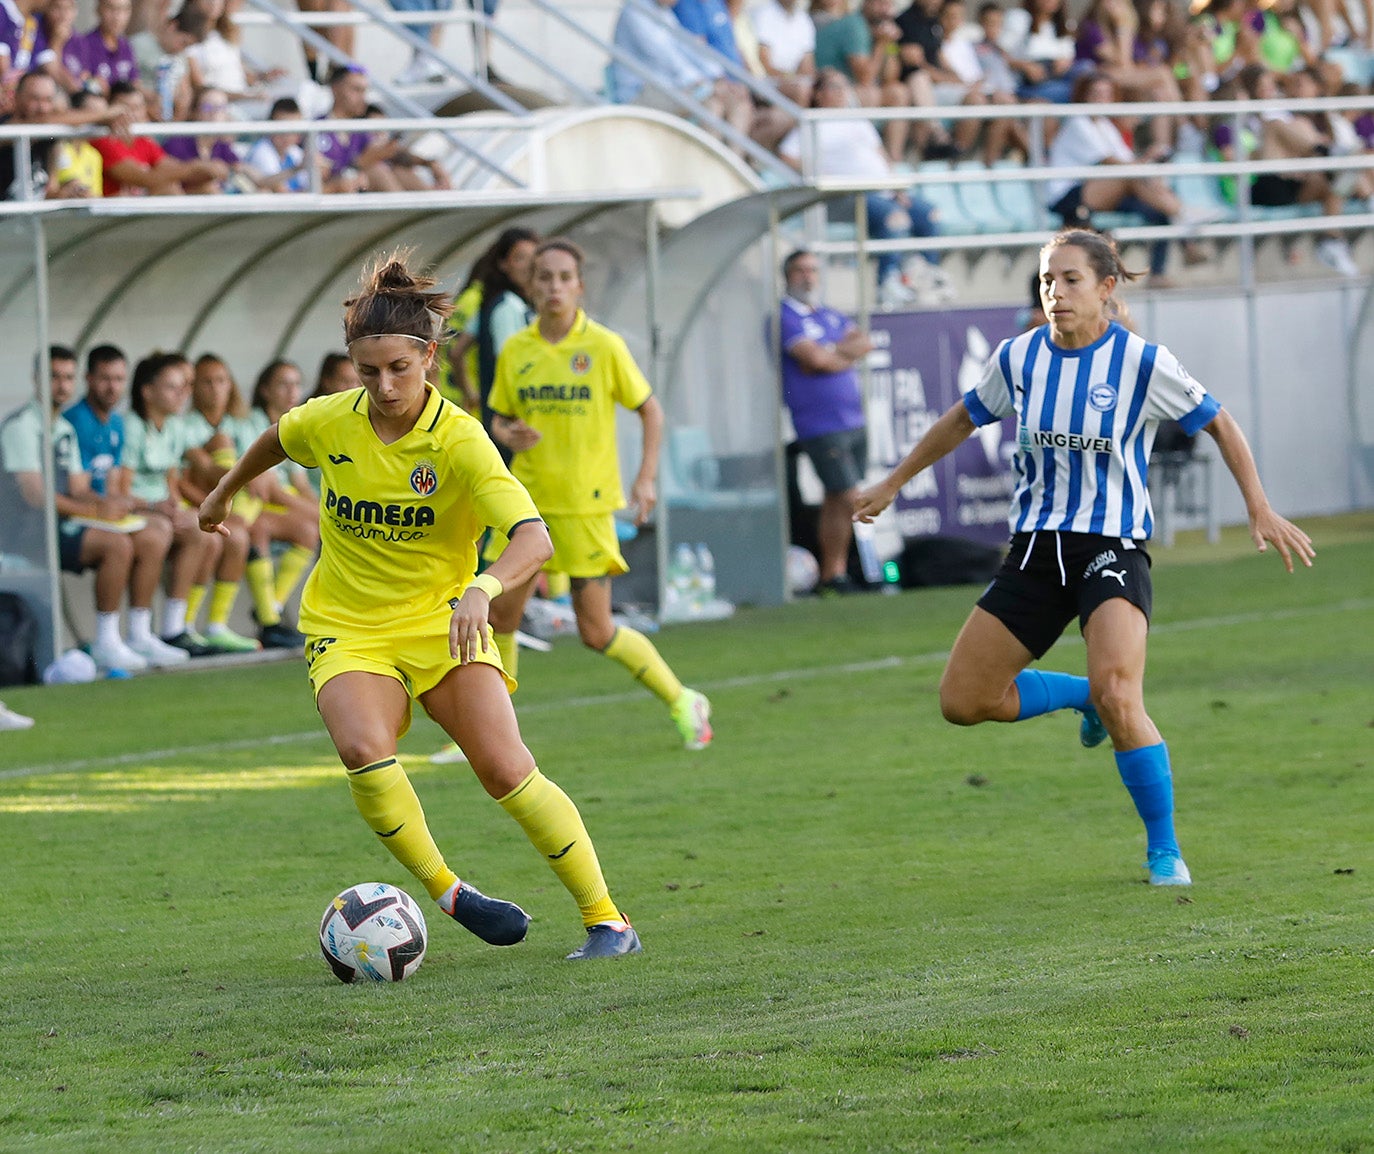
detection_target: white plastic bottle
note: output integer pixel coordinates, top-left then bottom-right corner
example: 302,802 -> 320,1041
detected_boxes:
694,543 -> 716,610
665,542 -> 697,620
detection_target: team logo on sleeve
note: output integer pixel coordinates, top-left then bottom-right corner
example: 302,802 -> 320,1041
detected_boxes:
570,353 -> 592,375
1088,382 -> 1118,412
409,460 -> 438,496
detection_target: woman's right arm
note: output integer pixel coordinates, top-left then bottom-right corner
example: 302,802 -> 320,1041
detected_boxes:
198,426 -> 288,535
853,400 -> 977,522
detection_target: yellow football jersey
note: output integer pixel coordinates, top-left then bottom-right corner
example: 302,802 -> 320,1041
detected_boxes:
277,386 -> 541,637
487,309 -> 652,516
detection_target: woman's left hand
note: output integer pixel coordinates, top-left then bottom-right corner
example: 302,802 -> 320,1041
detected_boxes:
1250,508 -> 1315,573
448,588 -> 493,663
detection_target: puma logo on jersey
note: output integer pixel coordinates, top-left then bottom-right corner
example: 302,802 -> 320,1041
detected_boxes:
328,453 -> 353,465
1101,568 -> 1128,585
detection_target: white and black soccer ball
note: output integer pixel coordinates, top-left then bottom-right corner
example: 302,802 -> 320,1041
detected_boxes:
319,882 -> 428,983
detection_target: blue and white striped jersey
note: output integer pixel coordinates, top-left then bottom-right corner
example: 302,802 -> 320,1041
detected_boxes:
965,322 -> 1221,540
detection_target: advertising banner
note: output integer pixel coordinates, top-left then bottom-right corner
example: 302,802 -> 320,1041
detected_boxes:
865,307 -> 1021,547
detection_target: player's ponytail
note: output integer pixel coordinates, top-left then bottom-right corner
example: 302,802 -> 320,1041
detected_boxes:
343,248 -> 453,346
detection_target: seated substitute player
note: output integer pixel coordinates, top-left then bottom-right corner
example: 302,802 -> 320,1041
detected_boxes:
853,228 -> 1314,888
197,251 -> 642,961
483,237 -> 712,752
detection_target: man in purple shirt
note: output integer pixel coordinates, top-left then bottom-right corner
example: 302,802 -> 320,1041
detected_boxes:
62,0 -> 137,94
779,248 -> 874,594
0,0 -> 55,87
316,63 -> 402,191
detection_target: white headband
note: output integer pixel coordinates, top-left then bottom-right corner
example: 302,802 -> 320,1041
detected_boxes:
346,333 -> 433,350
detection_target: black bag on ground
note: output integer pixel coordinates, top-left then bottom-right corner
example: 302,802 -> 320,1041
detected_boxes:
0,592 -> 38,686
899,536 -> 1004,588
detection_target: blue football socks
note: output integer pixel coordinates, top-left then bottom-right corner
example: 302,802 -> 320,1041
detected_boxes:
1115,743 -> 1179,855
1014,670 -> 1092,720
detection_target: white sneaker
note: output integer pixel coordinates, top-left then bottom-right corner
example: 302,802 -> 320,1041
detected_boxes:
1315,236 -> 1361,278
0,701 -> 34,730
90,636 -> 149,674
878,273 -> 919,310
393,56 -> 446,85
127,632 -> 191,667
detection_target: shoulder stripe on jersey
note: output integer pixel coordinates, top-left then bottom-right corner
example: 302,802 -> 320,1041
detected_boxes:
425,400 -> 444,433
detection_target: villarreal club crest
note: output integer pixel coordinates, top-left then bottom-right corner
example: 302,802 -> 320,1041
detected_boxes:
410,460 -> 438,497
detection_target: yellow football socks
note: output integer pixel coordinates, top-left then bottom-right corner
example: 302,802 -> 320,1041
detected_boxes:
185,584 -> 207,631
498,768 -> 619,927
245,556 -> 280,627
495,631 -> 518,679
603,627 -> 683,706
273,544 -> 315,607
206,580 -> 239,629
346,757 -> 457,900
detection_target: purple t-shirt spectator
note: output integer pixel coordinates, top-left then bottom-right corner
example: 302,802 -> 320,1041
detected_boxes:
780,296 -> 866,440
1073,19 -> 1106,67
62,28 -> 137,88
317,126 -> 368,176
0,0 -> 55,70
162,135 -> 239,166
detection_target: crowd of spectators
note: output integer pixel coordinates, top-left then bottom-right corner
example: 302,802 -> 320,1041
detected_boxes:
2,0 -> 1373,281
0,342 -> 362,674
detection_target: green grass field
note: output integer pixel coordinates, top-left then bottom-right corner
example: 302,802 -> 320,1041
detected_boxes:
2,516 -> 1372,1153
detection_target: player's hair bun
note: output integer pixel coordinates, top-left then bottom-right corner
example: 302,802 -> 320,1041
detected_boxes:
344,248 -> 453,345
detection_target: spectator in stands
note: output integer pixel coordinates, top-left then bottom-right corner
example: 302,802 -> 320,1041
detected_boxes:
674,0 -> 738,62
1222,62 -> 1361,275
610,0 -> 757,156
122,351 -> 223,657
242,359 -> 318,635
162,85 -> 245,192
295,0 -> 355,85
1044,71 -> 1201,283
779,68 -> 952,307
896,0 -> 1004,159
998,0 -> 1078,103
749,0 -> 817,105
1,346 -> 187,673
810,0 -> 846,32
1074,0 -> 1184,158
0,69 -> 132,199
309,350 -> 359,398
183,0 -> 283,116
317,64 -> 401,192
242,96 -> 312,191
131,3 -> 200,121
362,101 -> 452,189
62,0 -> 138,96
388,0 -> 452,87
93,80 -> 230,193
0,0 -> 56,103
931,0 -> 1029,162
43,0 -> 84,95
65,344 -> 130,495
777,249 -> 873,595
1194,0 -> 1264,82
817,0 -> 956,162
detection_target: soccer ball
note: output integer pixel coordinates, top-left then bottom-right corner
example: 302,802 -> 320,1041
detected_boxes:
319,882 -> 428,983
785,545 -> 820,596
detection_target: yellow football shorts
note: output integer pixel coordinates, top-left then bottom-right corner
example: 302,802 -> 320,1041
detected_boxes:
304,624 -> 516,738
481,512 -> 628,578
